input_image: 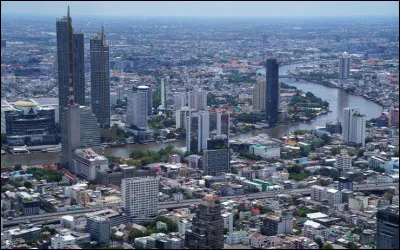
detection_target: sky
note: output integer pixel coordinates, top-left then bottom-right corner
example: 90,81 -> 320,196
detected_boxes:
1,1 -> 399,18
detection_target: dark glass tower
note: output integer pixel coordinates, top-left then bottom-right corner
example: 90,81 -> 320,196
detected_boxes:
90,27 -> 110,129
56,7 -> 85,126
185,194 -> 224,249
265,58 -> 279,126
376,206 -> 399,249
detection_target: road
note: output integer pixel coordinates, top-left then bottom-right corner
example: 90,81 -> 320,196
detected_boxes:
3,182 -> 397,228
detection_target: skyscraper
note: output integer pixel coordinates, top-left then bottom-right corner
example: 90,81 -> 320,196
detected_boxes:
73,33 -> 85,106
60,104 -> 101,171
342,107 -> 366,146
185,194 -> 224,249
56,7 -> 85,125
376,206 -> 399,249
186,111 -> 210,153
176,107 -> 196,129
339,52 -> 350,86
90,27 -> 110,129
126,86 -> 149,130
252,78 -> 266,114
121,177 -> 159,223
266,59 -> 279,126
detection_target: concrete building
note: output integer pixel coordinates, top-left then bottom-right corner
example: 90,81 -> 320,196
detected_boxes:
389,107 -> 399,127
202,149 -> 230,176
265,58 -> 280,126
339,52 -> 351,86
90,27 -> 110,128
7,225 -> 41,241
175,107 -> 196,130
188,89 -> 207,110
376,206 -> 399,249
121,177 -> 159,222
56,7 -> 86,125
311,185 -> 342,205
303,220 -> 328,241
249,144 -> 280,159
60,104 -> 100,172
71,148 -> 109,181
185,194 -> 224,249
252,78 -> 266,114
17,192 -> 39,216
338,177 -> 353,191
336,154 -> 352,175
325,122 -> 342,134
342,107 -> 366,147
227,231 -> 249,245
173,92 -> 186,110
261,211 -> 293,236
126,86 -> 149,131
178,219 -> 192,237
85,215 -> 110,246
222,212 -> 234,232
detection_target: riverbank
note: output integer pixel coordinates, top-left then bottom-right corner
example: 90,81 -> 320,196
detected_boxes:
2,63 -> 383,166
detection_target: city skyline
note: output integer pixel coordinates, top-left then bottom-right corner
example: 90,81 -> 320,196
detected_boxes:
2,1 -> 399,18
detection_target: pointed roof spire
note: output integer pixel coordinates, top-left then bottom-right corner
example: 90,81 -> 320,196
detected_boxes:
67,6 -> 70,18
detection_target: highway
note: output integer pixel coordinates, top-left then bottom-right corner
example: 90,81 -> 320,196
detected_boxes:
3,183 -> 397,228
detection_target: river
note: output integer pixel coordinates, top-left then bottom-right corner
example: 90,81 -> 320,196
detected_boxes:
1,63 -> 383,166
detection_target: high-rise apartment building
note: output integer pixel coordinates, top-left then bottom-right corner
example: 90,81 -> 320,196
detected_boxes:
121,177 -> 159,222
173,92 -> 186,110
188,89 -> 208,110
252,78 -> 266,114
339,52 -> 350,86
60,105 -> 100,171
85,215 -> 110,247
389,107 -> 399,127
90,27 -> 110,128
175,107 -> 196,129
126,86 -> 149,131
342,107 -> 366,146
56,7 -> 85,125
336,154 -> 353,175
185,194 -> 224,249
265,59 -> 279,126
261,211 -> 293,236
376,206 -> 399,249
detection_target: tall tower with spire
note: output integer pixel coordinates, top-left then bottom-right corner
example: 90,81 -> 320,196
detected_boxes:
56,6 -> 86,126
90,26 -> 110,128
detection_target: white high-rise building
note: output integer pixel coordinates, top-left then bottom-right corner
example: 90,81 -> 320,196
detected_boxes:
126,86 -> 149,130
159,77 -> 166,110
176,107 -> 196,129
188,90 -> 207,110
173,92 -> 186,110
122,177 -> 159,222
342,107 -> 366,147
336,154 -> 353,175
339,52 -> 351,86
186,111 -> 210,153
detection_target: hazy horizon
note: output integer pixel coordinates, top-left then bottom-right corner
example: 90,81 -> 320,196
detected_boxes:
2,1 -> 399,18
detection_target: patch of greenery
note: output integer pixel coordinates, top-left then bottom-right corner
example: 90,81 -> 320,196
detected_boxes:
26,167 -> 63,183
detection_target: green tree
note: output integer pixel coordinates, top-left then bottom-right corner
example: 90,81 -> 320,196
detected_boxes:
14,164 -> 22,171
314,238 -> 323,249
24,181 -> 33,189
323,243 -> 334,249
346,242 -> 359,249
320,134 -> 331,144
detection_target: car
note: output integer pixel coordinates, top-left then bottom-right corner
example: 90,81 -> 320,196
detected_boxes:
246,194 -> 249,197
